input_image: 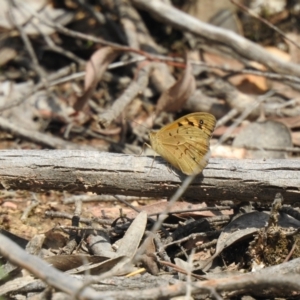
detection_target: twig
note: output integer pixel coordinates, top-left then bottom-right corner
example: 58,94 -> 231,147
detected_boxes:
0,64 -> 76,112
148,206 -> 232,216
158,259 -> 206,281
0,234 -> 106,300
216,108 -> 239,128
9,1 -> 48,87
16,0 -> 131,52
231,0 -> 300,51
1,230 -> 300,298
155,55 -> 300,85
42,33 -> 85,66
0,116 -> 97,150
44,211 -> 113,226
163,231 -> 220,249
217,90 -> 275,144
98,63 -> 152,128
242,145 -> 300,153
63,194 -> 152,204
131,0 -> 300,77
20,193 -> 39,222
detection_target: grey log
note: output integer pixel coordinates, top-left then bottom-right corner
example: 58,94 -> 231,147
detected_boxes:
0,150 -> 299,203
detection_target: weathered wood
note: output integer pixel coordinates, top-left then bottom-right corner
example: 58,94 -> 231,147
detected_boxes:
0,150 -> 299,203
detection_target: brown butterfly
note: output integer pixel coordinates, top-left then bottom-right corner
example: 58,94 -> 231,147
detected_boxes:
149,112 -> 216,175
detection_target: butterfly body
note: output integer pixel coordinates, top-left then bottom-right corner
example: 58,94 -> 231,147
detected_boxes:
149,112 -> 216,175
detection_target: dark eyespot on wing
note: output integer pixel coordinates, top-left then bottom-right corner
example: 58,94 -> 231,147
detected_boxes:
178,122 -> 184,127
198,119 -> 204,129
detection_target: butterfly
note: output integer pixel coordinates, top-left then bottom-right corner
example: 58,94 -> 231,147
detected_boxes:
149,112 -> 216,175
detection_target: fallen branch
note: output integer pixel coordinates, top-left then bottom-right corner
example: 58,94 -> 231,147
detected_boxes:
0,150 -> 299,203
131,0 -> 300,78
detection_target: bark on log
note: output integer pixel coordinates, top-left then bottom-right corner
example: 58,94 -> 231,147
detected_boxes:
0,150 -> 299,203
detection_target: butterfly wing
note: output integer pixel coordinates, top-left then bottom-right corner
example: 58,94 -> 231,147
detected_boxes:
173,126 -> 212,174
149,113 -> 216,175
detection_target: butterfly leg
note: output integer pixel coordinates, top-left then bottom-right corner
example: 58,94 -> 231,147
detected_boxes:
166,164 -> 180,177
137,142 -> 151,156
138,143 -> 156,174
148,155 -> 157,175
149,158 -> 179,176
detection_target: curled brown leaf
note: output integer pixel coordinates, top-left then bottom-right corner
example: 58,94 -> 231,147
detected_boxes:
156,58 -> 196,114
73,47 -> 121,111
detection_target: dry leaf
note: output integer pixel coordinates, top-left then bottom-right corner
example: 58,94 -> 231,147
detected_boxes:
156,58 -> 196,114
117,211 -> 147,257
204,52 -> 268,94
291,131 -> 300,146
67,255 -> 126,275
139,234 -> 159,275
199,210 -> 300,271
61,213 -> 148,276
199,211 -> 269,271
73,47 -> 121,111
45,254 -> 109,272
